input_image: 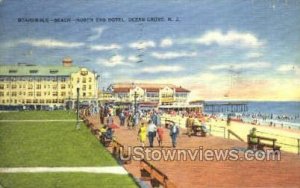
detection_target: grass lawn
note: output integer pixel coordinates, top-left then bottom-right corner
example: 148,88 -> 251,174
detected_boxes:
0,121 -> 117,167
0,110 -> 77,120
0,111 -> 138,188
0,173 -> 137,188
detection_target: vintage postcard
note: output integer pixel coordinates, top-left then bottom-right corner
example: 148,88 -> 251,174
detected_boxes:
0,0 -> 299,187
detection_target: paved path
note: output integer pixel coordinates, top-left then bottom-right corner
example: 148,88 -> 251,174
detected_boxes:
0,120 -> 83,122
88,114 -> 300,188
0,167 -> 128,174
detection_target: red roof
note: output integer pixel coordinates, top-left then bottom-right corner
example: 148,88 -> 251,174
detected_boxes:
111,83 -> 190,93
145,88 -> 160,92
113,88 -> 130,93
175,87 -> 190,92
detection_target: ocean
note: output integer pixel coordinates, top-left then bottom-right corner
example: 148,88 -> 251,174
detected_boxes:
205,101 -> 300,127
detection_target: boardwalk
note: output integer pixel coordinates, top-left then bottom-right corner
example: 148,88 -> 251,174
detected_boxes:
88,115 -> 300,188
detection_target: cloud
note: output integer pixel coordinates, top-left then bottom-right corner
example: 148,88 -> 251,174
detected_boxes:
88,27 -> 107,41
96,55 -> 134,67
246,52 -> 263,58
18,38 -> 84,48
127,55 -> 140,62
151,51 -> 197,60
209,62 -> 271,70
141,65 -> 184,73
129,40 -> 156,49
89,43 -> 122,51
196,30 -> 264,48
277,64 -> 300,74
160,38 -> 173,47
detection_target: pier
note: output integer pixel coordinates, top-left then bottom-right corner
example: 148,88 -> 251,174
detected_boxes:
204,101 -> 248,113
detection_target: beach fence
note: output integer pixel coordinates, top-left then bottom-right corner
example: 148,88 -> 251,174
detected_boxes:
256,131 -> 300,154
161,115 -> 227,138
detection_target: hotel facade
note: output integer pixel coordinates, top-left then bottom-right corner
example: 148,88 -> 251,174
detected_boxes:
107,83 -> 190,109
0,58 -> 99,110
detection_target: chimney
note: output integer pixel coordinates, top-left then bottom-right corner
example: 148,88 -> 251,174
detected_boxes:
62,57 -> 73,67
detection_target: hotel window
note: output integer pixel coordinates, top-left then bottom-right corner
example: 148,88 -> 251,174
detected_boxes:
82,85 -> 86,91
44,92 -> 47,96
0,92 -> 4,97
29,70 -> 38,74
19,84 -> 22,89
23,92 -> 26,95
88,77 -> 92,82
6,84 -> 10,88
11,84 -> 17,89
40,99 -> 45,103
26,99 -> 32,103
36,84 -> 41,89
53,99 -> 58,103
50,70 -> 58,74
61,77 -> 66,82
46,99 -> 51,103
28,92 -> 33,96
61,84 -> 66,89
36,92 -> 41,97
83,92 -> 86,97
12,92 -> 17,97
0,84 -> 4,89
88,92 -> 92,97
6,92 -> 9,96
44,85 -> 47,89
89,85 -> 92,90
53,85 -> 58,90
28,84 -> 33,89
61,92 -> 66,97
19,92 -> 22,95
33,99 -> 38,103
9,69 -> 17,73
52,92 -> 58,96
82,77 -> 86,83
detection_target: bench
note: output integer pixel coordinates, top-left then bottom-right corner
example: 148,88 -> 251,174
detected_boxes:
247,135 -> 281,151
165,120 -> 175,129
191,125 -> 207,137
112,140 -> 131,164
100,134 -> 112,147
140,159 -> 176,188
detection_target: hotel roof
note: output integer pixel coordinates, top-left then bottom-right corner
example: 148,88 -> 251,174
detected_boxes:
111,82 -> 190,92
0,64 -> 80,76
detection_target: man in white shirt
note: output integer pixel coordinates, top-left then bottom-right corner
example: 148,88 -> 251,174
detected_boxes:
147,120 -> 157,147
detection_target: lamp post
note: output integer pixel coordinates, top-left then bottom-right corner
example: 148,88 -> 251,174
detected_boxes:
132,83 -> 138,115
76,83 -> 80,130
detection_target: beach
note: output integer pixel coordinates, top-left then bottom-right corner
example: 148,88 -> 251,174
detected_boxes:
161,114 -> 300,154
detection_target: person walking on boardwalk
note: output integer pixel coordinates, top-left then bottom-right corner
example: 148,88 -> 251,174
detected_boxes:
147,120 -> 157,148
119,110 -> 125,126
138,122 -> 147,148
186,115 -> 194,136
157,125 -> 164,147
170,123 -> 179,148
106,113 -> 114,127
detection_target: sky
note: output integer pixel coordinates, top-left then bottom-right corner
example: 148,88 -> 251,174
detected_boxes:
0,0 -> 300,101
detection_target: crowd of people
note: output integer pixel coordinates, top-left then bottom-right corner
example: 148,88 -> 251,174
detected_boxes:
97,106 -> 182,148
